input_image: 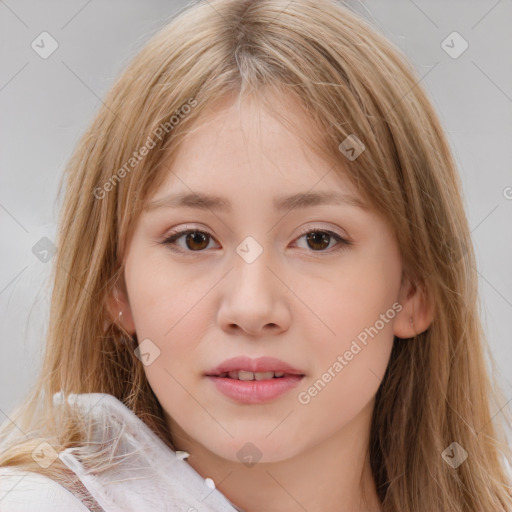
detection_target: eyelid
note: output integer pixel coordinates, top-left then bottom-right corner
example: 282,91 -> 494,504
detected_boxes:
294,223 -> 349,240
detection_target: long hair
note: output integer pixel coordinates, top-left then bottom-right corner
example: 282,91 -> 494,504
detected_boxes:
1,1 -> 511,510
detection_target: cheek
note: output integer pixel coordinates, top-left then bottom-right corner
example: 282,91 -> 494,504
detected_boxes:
125,248 -> 211,340
124,251 -> 215,395
290,246 -> 399,432
293,321 -> 394,449
295,245 -> 401,349
300,289 -> 396,408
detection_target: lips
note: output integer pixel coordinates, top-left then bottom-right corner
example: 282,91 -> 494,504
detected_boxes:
205,356 -> 306,378
205,356 -> 305,404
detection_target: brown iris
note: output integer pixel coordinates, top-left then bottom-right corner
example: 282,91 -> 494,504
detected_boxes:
184,231 -> 210,251
305,231 -> 331,251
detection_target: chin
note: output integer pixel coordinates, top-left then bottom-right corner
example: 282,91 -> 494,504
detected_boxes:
207,433 -> 302,465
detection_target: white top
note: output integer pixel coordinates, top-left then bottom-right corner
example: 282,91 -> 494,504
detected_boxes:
0,392 -> 243,512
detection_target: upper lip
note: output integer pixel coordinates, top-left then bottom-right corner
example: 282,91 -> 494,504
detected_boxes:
206,356 -> 305,376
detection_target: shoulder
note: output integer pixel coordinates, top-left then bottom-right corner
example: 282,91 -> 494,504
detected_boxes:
0,466 -> 90,511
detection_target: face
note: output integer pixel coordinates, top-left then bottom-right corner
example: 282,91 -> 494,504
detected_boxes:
118,92 -> 408,463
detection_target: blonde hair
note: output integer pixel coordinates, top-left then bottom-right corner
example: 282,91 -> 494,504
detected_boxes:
1,0 -> 511,510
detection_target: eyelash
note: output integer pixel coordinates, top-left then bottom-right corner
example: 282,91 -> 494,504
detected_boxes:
159,225 -> 352,257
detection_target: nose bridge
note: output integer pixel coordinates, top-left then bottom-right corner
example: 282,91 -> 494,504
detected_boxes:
217,234 -> 289,334
232,234 -> 275,300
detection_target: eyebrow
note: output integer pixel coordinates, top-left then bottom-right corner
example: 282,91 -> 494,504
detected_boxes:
144,190 -> 368,213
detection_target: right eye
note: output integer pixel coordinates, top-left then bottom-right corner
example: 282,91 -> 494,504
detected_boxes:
160,229 -> 218,254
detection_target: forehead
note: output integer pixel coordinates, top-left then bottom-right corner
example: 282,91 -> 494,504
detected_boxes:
146,90 -> 367,210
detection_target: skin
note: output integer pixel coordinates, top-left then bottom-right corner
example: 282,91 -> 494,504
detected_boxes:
112,91 -> 433,512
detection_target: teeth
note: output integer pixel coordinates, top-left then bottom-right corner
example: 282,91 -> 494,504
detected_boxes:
254,371 -> 275,381
236,370 -> 255,381
226,370 -> 286,380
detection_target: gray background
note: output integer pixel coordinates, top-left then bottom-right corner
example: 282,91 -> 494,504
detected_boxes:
1,1 -> 511,436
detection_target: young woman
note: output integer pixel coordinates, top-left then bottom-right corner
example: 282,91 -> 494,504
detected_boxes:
1,0 -> 511,511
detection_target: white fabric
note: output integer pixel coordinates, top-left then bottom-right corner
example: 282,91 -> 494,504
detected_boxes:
0,467 -> 90,511
0,392 -> 242,512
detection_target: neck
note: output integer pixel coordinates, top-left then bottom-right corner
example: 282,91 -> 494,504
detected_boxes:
168,399 -> 382,512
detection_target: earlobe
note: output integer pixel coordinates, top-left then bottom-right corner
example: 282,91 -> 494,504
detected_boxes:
393,277 -> 434,339
106,281 -> 136,335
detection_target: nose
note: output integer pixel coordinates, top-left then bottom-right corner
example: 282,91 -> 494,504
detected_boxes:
216,245 -> 291,337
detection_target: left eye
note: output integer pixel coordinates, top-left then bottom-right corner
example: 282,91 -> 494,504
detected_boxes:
295,229 -> 348,252
161,228 -> 351,254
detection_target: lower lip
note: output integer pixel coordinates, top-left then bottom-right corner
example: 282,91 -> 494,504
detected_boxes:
206,375 -> 304,404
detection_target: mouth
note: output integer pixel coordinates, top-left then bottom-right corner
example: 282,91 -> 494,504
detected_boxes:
205,357 -> 305,404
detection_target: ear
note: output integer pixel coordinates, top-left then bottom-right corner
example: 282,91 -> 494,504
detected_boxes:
393,276 -> 434,339
105,276 -> 136,336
